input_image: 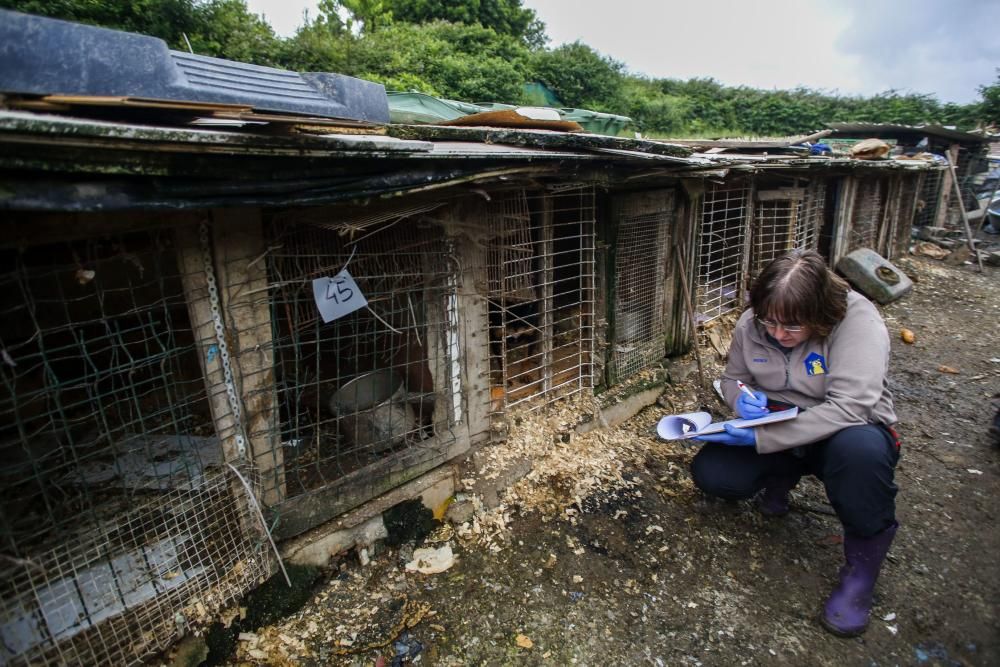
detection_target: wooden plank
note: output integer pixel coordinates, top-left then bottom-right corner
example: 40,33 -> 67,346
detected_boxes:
756,187 -> 806,202
270,436 -> 465,539
174,220 -> 243,465
210,208 -> 284,506
831,176 -> 857,266
934,143 -> 960,227
538,196 -> 554,395
447,199 -> 492,445
43,94 -> 253,113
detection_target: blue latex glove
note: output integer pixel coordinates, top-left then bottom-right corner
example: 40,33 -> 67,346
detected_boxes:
694,423 -> 757,447
736,389 -> 769,420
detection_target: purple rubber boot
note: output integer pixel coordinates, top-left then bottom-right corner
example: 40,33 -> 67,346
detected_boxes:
821,521 -> 899,637
756,475 -> 800,517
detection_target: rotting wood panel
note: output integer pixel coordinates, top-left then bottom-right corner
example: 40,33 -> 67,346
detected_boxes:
831,175 -> 858,266
934,143 -> 960,228
669,180 -> 703,356
269,439 -> 465,540
384,124 -> 694,159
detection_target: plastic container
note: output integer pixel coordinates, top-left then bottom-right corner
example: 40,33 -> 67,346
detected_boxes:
0,10 -> 390,123
329,369 -> 415,453
836,248 -> 913,304
558,108 -> 633,136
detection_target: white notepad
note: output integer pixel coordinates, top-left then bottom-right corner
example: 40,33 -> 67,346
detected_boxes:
656,407 -> 799,441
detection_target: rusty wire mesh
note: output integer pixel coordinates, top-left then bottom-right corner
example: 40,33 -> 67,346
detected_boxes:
0,229 -> 271,666
914,168 -> 944,227
753,197 -> 797,276
485,187 -> 596,413
794,179 -> 827,251
695,180 -> 750,327
849,177 -> 885,252
610,195 -> 674,381
262,212 -> 460,513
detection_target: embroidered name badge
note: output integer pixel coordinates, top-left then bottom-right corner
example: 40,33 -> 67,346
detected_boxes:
804,352 -> 828,376
752,357 -> 768,363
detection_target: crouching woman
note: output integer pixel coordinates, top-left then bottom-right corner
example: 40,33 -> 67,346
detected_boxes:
690,249 -> 900,637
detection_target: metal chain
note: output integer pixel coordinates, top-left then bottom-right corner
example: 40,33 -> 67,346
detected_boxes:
200,222 -> 247,457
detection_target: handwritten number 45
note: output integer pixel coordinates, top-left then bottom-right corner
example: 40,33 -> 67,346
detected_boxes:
325,278 -> 354,304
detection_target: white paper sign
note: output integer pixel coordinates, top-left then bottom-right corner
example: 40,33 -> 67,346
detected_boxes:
312,270 -> 368,323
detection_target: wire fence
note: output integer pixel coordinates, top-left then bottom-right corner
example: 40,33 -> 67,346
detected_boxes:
0,228 -> 271,665
610,192 -> 674,382
485,187 -> 596,415
261,207 -> 461,522
695,180 -> 750,327
849,177 -> 885,252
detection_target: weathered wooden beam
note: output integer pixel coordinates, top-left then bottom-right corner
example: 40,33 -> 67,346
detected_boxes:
210,208 -> 284,506
175,218 -> 243,465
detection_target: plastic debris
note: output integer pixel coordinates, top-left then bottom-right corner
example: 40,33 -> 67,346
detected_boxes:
404,545 -> 455,574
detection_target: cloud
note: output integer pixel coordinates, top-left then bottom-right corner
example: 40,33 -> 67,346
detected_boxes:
832,0 -> 1000,102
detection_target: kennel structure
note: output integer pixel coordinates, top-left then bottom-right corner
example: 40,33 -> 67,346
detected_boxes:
0,99 -> 943,664
826,122 -> 991,232
828,168 -> 926,264
0,104 -> 717,663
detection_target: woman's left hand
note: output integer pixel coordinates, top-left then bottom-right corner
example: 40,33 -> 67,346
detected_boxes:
694,423 -> 757,447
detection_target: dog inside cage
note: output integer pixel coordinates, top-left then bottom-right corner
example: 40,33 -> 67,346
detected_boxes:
485,188 -> 596,414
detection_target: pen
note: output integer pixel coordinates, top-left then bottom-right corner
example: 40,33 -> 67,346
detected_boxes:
736,381 -> 756,399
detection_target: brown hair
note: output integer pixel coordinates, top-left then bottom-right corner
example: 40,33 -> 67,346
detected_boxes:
749,249 -> 849,338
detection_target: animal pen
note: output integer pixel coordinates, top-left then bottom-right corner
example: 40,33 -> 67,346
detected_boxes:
0,109 -> 936,665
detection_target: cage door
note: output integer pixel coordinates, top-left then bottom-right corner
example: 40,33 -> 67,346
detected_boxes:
609,189 -> 675,383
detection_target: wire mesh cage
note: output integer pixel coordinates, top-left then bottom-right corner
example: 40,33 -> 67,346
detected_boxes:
751,180 -> 827,277
849,177 -> 886,252
795,179 -> 827,252
604,191 -> 675,382
0,228 -> 271,666
695,180 -> 750,327
914,169 -> 944,227
485,187 -> 596,414
262,209 -> 460,512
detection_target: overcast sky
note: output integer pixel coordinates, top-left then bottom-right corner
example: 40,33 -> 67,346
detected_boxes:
246,0 -> 999,104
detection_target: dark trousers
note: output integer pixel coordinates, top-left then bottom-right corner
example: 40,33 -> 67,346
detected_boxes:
690,424 -> 900,537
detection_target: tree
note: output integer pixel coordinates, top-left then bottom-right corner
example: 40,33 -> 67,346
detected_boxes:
0,0 -> 203,48
321,0 -> 393,35
976,70 -> 1000,128
348,20 -> 531,102
277,8 -> 351,72
187,0 -> 281,65
383,0 -> 545,47
0,0 -> 281,65
529,42 -> 624,112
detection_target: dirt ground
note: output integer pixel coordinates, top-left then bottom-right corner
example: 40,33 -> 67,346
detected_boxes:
232,241 -> 999,667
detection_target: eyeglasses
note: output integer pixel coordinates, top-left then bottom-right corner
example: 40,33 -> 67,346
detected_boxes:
756,316 -> 804,333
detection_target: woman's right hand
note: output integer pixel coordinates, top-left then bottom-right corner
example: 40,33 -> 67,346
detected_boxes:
736,389 -> 769,420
